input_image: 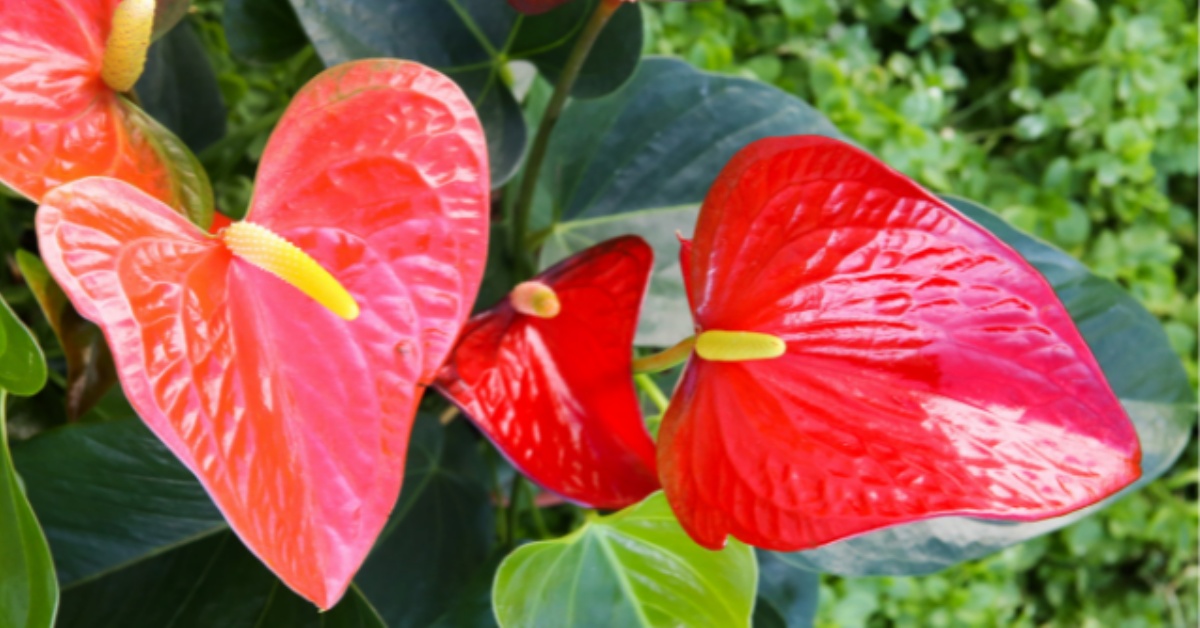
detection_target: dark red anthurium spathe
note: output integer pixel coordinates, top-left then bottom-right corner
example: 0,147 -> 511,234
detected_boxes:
35,60 -> 490,609
435,236 -> 660,510
0,0 -> 211,226
658,135 -> 1141,552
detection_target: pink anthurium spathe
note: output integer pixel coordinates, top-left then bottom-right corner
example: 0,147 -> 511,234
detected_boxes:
657,135 -> 1141,551
0,0 -> 211,226
35,59 -> 490,609
436,236 -> 660,510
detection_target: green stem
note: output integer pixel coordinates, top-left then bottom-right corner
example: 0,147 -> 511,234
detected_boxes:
634,373 -> 669,413
484,447 -> 507,542
506,475 -> 527,548
529,496 -> 551,539
631,336 -> 696,374
510,0 -> 622,278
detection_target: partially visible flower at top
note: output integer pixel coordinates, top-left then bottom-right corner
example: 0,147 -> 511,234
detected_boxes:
656,135 -> 1142,551
0,0 -> 212,226
436,236 -> 660,510
508,0 -> 626,17
35,59 -> 491,610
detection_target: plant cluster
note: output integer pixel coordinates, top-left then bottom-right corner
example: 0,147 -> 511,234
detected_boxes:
0,0 -> 1193,627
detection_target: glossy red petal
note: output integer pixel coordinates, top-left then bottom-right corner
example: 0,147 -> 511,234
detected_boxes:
507,0 -> 572,16
247,60 -> 489,383
0,0 -> 201,211
35,61 -> 490,609
435,236 -> 659,510
659,136 -> 1140,551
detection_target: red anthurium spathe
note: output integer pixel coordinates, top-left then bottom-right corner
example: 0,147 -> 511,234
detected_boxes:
436,236 -> 660,509
35,60 -> 490,609
508,0 -> 624,17
0,0 -> 211,226
658,135 -> 1141,551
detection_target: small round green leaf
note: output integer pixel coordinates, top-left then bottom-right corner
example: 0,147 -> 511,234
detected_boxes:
493,492 -> 757,627
0,296 -> 47,396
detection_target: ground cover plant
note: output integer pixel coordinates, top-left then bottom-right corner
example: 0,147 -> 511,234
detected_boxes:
0,0 -> 1194,627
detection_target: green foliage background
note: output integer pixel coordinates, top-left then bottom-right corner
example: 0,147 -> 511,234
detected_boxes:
2,0 -> 1190,625
643,0 -> 1197,624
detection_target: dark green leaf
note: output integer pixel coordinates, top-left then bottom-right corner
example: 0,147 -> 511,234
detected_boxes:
755,551 -> 819,628
225,0 -> 309,63
0,392 -> 59,628
777,196 -> 1196,576
751,598 -> 788,628
56,532 -> 385,627
13,416 -> 224,587
16,409 -> 497,621
355,416 -> 497,626
136,20 -> 228,153
0,295 -> 47,396
15,251 -> 117,421
287,0 -> 644,186
534,57 -> 843,345
493,492 -> 758,627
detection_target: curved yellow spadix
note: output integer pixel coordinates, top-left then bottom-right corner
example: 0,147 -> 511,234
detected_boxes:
221,222 -> 360,321
510,281 -> 561,319
101,0 -> 155,93
695,330 -> 786,362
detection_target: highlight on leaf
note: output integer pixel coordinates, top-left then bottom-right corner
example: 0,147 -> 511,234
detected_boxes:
657,135 -> 1142,552
0,0 -> 213,226
34,59 -> 490,610
435,236 -> 660,510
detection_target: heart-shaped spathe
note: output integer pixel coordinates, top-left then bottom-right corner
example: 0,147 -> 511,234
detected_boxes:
0,0 -> 211,225
436,236 -> 660,509
35,59 -> 490,609
659,135 -> 1141,551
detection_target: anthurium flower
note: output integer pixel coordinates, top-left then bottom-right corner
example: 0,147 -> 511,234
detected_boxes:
436,236 -> 660,509
657,135 -> 1141,551
35,59 -> 490,609
508,0 -> 623,17
0,0 -> 212,226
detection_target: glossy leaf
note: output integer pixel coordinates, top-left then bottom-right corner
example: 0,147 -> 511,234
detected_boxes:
13,416 -> 224,587
1,391 -> 59,628
34,60 -> 490,609
493,491 -> 758,627
754,551 -> 819,628
289,0 -> 643,185
356,416 -> 498,626
778,196 -> 1196,576
135,20 -> 227,152
659,135 -> 1140,552
0,295 -> 47,396
536,58 -> 843,345
224,0 -> 309,63
0,0 -> 214,226
56,532 -> 385,628
16,409 -> 499,622
16,250 -> 117,420
437,236 -> 659,509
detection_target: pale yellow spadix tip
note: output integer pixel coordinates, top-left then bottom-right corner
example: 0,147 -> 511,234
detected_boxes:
101,0 -> 155,93
695,330 -> 786,362
221,222 -> 360,321
510,281 -> 560,319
